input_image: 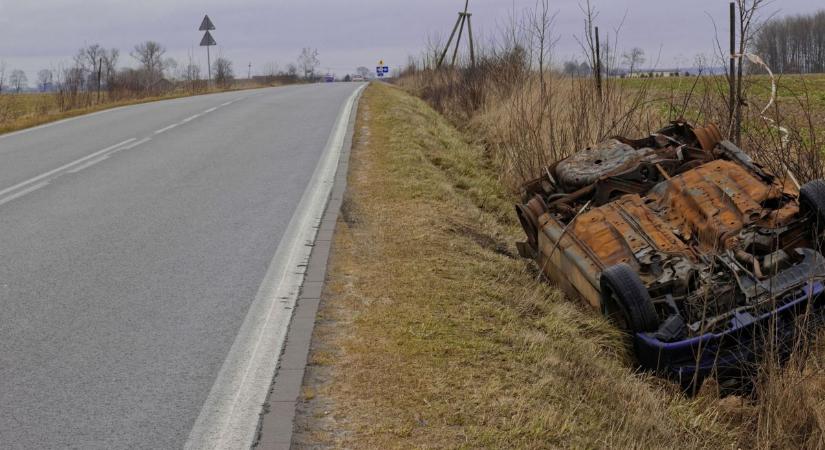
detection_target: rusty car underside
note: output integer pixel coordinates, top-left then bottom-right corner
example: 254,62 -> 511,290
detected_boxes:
516,121 -> 825,348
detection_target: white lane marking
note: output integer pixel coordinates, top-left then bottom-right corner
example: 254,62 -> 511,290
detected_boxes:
0,181 -> 51,206
0,138 -> 136,198
120,137 -> 151,151
220,101 -> 232,107
66,155 -> 111,174
184,84 -> 366,450
181,114 -> 201,123
66,137 -> 151,174
155,123 -> 179,134
204,107 -> 218,114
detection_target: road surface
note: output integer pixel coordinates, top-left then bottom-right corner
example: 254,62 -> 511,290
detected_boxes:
0,83 -> 363,449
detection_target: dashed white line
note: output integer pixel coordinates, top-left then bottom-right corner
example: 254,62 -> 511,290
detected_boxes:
0,181 -> 51,206
67,155 -> 112,174
155,123 -> 179,135
203,107 -> 218,114
0,138 -> 136,198
120,137 -> 151,151
182,114 -> 201,123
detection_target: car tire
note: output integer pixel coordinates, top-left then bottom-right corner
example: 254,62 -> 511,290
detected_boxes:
800,179 -> 825,245
600,264 -> 659,333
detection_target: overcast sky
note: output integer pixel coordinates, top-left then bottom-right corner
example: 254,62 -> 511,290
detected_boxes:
0,0 -> 820,84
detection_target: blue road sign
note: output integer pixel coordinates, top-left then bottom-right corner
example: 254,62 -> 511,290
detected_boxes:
382,66 -> 389,73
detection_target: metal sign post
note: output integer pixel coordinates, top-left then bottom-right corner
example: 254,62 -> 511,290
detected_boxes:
199,15 -> 217,87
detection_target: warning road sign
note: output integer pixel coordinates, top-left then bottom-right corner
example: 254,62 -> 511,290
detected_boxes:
199,15 -> 216,31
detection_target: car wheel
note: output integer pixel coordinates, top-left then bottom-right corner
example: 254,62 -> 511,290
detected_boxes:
800,179 -> 825,246
599,264 -> 659,333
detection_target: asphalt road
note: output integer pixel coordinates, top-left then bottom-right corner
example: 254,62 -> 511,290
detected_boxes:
0,83 -> 362,449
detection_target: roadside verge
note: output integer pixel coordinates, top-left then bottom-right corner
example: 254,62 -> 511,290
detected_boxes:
286,83 -> 738,448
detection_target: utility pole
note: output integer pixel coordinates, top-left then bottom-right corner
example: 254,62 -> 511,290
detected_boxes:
248,62 -> 252,80
199,15 -> 217,88
437,0 -> 476,68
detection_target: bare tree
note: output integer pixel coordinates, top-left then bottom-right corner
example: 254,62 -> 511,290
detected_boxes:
213,57 -> 234,88
101,48 -> 119,96
183,50 -> 202,93
37,69 -> 53,92
297,47 -> 320,79
622,47 -> 645,75
0,61 -> 7,94
131,41 -> 167,92
163,57 -> 179,81
285,63 -> 298,78
732,0 -> 770,145
356,66 -> 370,78
262,62 -> 279,78
574,0 -> 602,96
755,10 -> 825,73
9,70 -> 27,93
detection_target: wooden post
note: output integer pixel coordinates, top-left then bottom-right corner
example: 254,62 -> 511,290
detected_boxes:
729,2 -> 736,136
97,57 -> 102,103
451,14 -> 466,66
467,13 -> 475,67
734,3 -> 744,147
438,15 -> 462,68
595,26 -> 603,99
437,0 -> 474,69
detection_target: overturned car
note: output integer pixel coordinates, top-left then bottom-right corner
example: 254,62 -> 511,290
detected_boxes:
516,121 -> 825,391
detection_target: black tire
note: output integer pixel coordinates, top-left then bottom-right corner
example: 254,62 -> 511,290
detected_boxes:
600,264 -> 659,333
800,180 -> 825,244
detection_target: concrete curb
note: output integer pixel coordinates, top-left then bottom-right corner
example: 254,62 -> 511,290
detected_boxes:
254,86 -> 363,449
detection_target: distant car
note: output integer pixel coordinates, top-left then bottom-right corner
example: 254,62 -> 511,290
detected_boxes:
324,74 -> 335,83
351,75 -> 365,82
516,121 -> 825,393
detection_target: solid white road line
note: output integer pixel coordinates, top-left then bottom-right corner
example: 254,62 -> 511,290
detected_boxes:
0,138 -> 136,198
183,84 -> 366,450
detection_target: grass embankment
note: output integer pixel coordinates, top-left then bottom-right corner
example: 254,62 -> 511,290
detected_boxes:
0,80 -> 277,136
292,82 -> 737,448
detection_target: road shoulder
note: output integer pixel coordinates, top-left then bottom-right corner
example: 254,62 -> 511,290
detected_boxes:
253,84 -> 363,449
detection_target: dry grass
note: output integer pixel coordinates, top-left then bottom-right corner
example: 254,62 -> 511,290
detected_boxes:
0,80 -> 282,136
293,82 -> 740,449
